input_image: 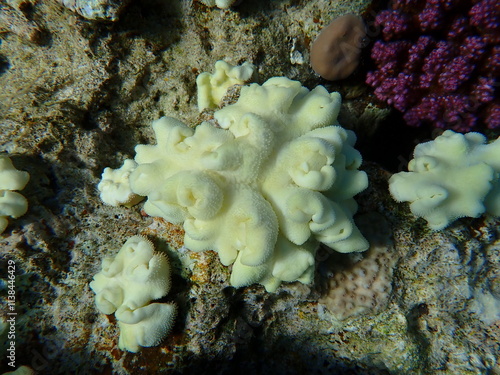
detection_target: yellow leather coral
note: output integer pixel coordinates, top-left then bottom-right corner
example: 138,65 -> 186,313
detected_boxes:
89,236 -> 176,352
127,76 -> 369,292
0,155 -> 29,234
389,130 -> 500,230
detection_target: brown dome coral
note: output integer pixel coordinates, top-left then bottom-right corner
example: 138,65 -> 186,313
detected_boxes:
310,14 -> 366,81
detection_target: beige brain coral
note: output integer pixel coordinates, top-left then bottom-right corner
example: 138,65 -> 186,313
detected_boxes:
319,247 -> 394,320
319,213 -> 396,320
124,76 -> 368,292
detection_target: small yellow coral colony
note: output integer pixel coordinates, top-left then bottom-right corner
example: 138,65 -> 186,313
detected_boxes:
0,155 -> 29,234
89,236 -> 176,352
389,130 -> 500,229
99,63 -> 369,292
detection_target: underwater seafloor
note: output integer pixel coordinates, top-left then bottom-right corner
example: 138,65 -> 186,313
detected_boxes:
0,0 -> 499,374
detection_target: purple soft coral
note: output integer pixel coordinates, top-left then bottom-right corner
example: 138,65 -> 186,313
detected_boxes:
366,0 -> 500,131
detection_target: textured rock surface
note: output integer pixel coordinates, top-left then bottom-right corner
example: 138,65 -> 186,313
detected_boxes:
0,0 -> 498,374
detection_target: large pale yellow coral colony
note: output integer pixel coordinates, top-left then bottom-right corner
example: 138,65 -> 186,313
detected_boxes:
99,66 -> 369,294
131,76 -> 369,292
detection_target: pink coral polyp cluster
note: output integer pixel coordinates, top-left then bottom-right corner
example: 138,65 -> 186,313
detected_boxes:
366,0 -> 500,131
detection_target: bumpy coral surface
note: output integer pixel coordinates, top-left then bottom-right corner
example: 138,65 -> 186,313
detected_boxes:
128,77 -> 369,292
89,236 -> 176,352
389,130 -> 500,229
366,0 -> 500,131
